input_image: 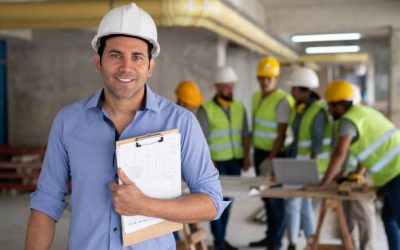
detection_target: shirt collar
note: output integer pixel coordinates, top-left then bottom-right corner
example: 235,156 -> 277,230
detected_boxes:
85,85 -> 159,113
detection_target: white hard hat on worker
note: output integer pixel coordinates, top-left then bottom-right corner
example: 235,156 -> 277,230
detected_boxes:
214,66 -> 238,84
91,3 -> 160,58
287,67 -> 319,89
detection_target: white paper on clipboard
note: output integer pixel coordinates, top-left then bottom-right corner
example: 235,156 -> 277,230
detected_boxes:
115,130 -> 182,234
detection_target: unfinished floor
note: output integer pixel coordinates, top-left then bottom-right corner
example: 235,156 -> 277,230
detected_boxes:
0,187 -> 388,250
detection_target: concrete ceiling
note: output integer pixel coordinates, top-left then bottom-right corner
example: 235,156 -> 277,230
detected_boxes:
227,0 -> 399,54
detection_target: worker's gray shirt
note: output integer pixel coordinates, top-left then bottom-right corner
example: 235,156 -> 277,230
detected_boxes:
339,118 -> 359,140
276,98 -> 291,124
286,104 -> 327,157
338,119 -> 360,171
196,101 -> 249,138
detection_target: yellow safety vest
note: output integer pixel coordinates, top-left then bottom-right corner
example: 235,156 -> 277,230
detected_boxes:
340,105 -> 400,187
252,89 -> 294,151
296,101 -> 332,173
203,100 -> 245,161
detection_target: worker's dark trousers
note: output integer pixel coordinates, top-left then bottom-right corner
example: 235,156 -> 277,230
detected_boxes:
381,173 -> 400,250
210,159 -> 242,248
254,149 -> 286,249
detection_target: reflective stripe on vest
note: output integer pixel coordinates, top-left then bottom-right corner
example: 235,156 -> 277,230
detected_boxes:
209,129 -> 242,139
298,138 -> 332,148
203,100 -> 244,161
297,152 -> 330,160
370,145 -> 400,173
357,128 -> 397,161
209,142 -> 242,150
254,118 -> 277,129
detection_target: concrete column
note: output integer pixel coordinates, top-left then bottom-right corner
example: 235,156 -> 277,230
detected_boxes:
217,36 -> 228,67
365,59 -> 375,106
389,28 -> 400,126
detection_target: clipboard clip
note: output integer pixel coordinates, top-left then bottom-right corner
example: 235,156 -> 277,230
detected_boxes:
135,132 -> 164,147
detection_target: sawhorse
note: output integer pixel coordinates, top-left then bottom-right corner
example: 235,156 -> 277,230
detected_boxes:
309,198 -> 354,250
176,223 -> 208,250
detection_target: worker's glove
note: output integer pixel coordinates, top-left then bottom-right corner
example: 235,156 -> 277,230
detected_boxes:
259,159 -> 273,178
347,172 -> 365,184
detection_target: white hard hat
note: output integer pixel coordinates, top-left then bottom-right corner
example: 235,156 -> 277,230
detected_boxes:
214,66 -> 238,84
91,3 -> 160,58
287,67 -> 319,89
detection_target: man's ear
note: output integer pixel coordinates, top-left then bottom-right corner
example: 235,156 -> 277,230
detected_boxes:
93,53 -> 101,72
147,59 -> 156,77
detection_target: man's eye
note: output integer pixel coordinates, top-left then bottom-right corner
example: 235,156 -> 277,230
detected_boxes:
133,55 -> 144,60
110,53 -> 120,59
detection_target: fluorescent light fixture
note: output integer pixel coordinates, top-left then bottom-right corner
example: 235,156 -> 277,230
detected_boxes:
292,33 -> 361,42
305,45 -> 360,54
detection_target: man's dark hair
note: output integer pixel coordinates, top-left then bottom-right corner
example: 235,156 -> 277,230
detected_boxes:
97,34 -> 153,62
331,100 -> 353,110
296,87 -> 321,100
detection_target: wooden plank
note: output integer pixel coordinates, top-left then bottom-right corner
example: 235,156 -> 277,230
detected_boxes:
0,161 -> 43,170
0,183 -> 36,191
0,145 -> 46,155
316,244 -> 346,250
259,185 -> 375,200
0,172 -> 40,179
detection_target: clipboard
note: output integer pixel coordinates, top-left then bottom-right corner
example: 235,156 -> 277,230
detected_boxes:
115,129 -> 183,247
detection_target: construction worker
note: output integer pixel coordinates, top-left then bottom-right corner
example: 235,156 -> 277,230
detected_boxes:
197,66 -> 250,250
338,84 -> 375,250
306,79 -> 400,250
285,67 -> 332,250
25,3 -> 229,249
249,56 -> 294,250
175,80 -> 204,113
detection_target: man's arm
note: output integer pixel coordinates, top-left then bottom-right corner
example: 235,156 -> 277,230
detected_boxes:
268,123 -> 287,160
242,109 -> 250,171
306,135 -> 353,189
268,98 -> 291,160
25,210 -> 56,250
109,169 -> 216,223
242,135 -> 251,171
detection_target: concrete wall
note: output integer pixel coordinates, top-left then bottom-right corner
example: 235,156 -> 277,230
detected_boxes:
5,27 -> 269,146
6,30 -> 100,146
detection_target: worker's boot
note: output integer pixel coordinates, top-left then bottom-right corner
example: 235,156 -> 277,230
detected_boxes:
249,237 -> 268,247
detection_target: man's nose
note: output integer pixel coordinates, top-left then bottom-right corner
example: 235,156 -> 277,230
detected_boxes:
119,57 -> 134,73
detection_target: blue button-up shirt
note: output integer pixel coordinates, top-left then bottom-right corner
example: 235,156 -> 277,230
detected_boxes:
31,85 -> 229,250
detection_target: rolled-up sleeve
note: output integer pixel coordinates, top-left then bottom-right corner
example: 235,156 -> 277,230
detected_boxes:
31,110 -> 70,221
180,113 -> 231,220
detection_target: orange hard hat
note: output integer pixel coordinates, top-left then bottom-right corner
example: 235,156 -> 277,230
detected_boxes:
175,80 -> 203,107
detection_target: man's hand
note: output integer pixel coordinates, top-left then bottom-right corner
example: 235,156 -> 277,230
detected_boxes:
259,158 -> 273,177
108,168 -> 149,216
242,157 -> 251,171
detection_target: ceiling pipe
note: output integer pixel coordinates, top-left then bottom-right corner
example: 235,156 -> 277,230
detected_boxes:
296,53 -> 369,64
0,0 -> 298,60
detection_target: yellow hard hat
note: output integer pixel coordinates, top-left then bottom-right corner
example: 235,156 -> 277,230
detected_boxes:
175,81 -> 203,107
324,80 -> 354,103
256,56 -> 280,78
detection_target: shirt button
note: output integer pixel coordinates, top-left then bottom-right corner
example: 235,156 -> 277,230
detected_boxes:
113,227 -> 118,233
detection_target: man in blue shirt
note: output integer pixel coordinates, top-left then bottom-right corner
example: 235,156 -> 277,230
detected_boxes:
25,3 -> 229,250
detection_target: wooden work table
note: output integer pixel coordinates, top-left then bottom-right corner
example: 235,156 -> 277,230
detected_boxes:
218,176 -> 376,250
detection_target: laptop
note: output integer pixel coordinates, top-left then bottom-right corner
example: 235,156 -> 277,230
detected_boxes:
272,158 -> 320,186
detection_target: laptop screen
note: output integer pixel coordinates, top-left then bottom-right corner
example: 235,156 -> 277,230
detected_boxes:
272,158 -> 320,185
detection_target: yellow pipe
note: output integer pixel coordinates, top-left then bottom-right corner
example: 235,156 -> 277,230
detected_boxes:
0,0 -> 298,60
297,53 -> 370,63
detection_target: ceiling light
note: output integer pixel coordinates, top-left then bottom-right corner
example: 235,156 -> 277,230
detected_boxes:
292,33 -> 361,42
305,45 -> 360,54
